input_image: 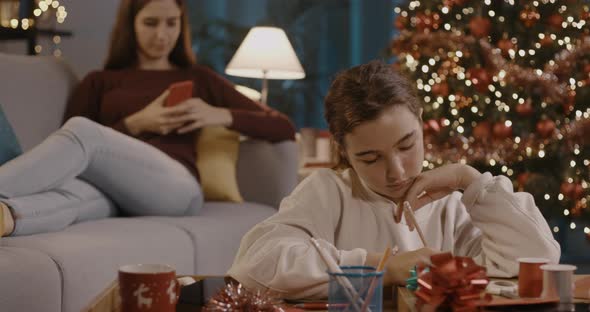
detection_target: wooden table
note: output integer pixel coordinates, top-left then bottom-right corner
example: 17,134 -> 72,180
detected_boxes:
84,276 -> 397,312
85,275 -> 589,312
397,275 -> 590,312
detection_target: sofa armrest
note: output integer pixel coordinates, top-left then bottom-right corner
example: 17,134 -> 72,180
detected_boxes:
236,139 -> 298,208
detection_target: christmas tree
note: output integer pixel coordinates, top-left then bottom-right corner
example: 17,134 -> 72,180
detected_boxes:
390,0 -> 590,243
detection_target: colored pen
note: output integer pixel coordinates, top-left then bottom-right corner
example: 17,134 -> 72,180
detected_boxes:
294,302 -> 348,310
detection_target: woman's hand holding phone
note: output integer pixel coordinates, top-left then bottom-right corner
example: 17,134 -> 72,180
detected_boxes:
168,98 -> 233,134
124,82 -> 233,136
124,89 -> 188,136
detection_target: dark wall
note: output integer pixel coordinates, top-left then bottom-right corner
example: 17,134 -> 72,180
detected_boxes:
187,0 -> 395,129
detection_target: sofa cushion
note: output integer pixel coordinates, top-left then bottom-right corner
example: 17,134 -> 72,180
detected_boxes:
236,140 -> 298,208
0,104 -> 22,165
0,53 -> 77,151
0,246 -> 62,312
196,126 -> 243,202
144,201 -> 276,275
2,218 -> 194,312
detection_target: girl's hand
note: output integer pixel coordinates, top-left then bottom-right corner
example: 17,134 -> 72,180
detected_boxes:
395,164 -> 482,222
367,248 -> 439,285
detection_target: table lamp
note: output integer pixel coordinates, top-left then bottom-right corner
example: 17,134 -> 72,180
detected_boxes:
225,26 -> 305,105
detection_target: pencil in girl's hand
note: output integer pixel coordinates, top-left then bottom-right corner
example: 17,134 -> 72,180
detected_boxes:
403,201 -> 428,248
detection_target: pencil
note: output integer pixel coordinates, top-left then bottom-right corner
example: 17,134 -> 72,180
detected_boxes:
309,238 -> 366,312
359,246 -> 395,312
403,201 -> 428,248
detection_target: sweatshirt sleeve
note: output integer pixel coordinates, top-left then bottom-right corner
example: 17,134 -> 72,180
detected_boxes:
227,170 -> 367,299
63,71 -> 132,135
198,67 -> 296,142
63,71 -> 103,123
453,172 -> 561,277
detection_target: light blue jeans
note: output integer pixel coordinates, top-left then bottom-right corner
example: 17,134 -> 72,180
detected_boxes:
0,117 -> 203,236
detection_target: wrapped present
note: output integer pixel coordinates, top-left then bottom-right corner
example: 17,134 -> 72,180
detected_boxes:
407,266 -> 430,291
414,252 -> 492,312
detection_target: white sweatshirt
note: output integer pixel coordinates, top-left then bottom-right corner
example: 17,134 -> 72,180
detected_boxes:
227,168 -> 560,299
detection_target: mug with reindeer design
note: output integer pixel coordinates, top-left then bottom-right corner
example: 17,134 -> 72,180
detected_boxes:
119,264 -> 194,312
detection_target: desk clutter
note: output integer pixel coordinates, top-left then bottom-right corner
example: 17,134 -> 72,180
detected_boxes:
405,252 -> 589,312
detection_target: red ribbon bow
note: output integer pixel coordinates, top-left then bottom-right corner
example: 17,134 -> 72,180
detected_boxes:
414,253 -> 492,312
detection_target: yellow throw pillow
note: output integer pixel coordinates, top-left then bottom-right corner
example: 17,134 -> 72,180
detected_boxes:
195,126 -> 243,202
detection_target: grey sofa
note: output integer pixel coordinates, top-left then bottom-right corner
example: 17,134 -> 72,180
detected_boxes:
0,53 -> 298,312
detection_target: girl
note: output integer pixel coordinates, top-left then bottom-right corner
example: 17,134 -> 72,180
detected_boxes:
0,0 -> 295,237
227,61 -> 560,298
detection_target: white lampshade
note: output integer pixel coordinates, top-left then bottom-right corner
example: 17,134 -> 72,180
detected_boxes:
226,26 -> 305,80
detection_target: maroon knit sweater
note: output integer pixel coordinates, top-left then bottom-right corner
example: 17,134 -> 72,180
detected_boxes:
63,65 -> 296,180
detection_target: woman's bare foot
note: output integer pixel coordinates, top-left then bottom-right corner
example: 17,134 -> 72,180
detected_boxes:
0,201 -> 14,237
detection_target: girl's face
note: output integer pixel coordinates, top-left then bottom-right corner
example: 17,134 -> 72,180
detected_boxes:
134,0 -> 181,64
343,105 -> 424,201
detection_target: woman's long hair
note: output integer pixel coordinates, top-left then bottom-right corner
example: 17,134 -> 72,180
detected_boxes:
104,0 -> 196,70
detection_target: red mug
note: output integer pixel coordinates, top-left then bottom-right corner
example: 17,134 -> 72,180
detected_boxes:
517,257 -> 549,298
119,264 -> 193,312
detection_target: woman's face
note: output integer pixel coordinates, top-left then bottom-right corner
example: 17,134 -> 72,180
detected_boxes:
134,0 -> 181,64
343,105 -> 424,201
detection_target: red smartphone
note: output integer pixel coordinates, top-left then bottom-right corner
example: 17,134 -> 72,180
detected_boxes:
165,80 -> 194,107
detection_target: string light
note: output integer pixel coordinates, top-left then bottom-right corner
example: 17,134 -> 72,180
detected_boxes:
393,1 -> 590,237
0,1 -> 68,55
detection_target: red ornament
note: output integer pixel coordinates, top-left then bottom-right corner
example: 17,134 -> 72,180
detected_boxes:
547,14 -> 564,29
540,35 -> 554,46
515,98 -> 534,116
520,7 -> 540,28
573,183 -> 584,200
497,38 -> 515,57
469,16 -> 491,38
431,82 -> 450,97
584,63 -> 590,73
395,16 -> 408,30
581,10 -> 590,22
443,0 -> 467,7
517,172 -> 531,187
536,119 -> 556,138
561,182 -> 575,198
468,67 -> 491,93
493,122 -> 513,140
473,121 -> 492,140
561,182 -> 585,200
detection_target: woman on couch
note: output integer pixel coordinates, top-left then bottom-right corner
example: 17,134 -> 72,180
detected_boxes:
0,0 -> 295,237
227,61 -> 560,298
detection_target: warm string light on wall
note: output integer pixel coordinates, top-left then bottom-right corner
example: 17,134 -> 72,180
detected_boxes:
0,0 -> 68,56
391,0 -> 590,236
